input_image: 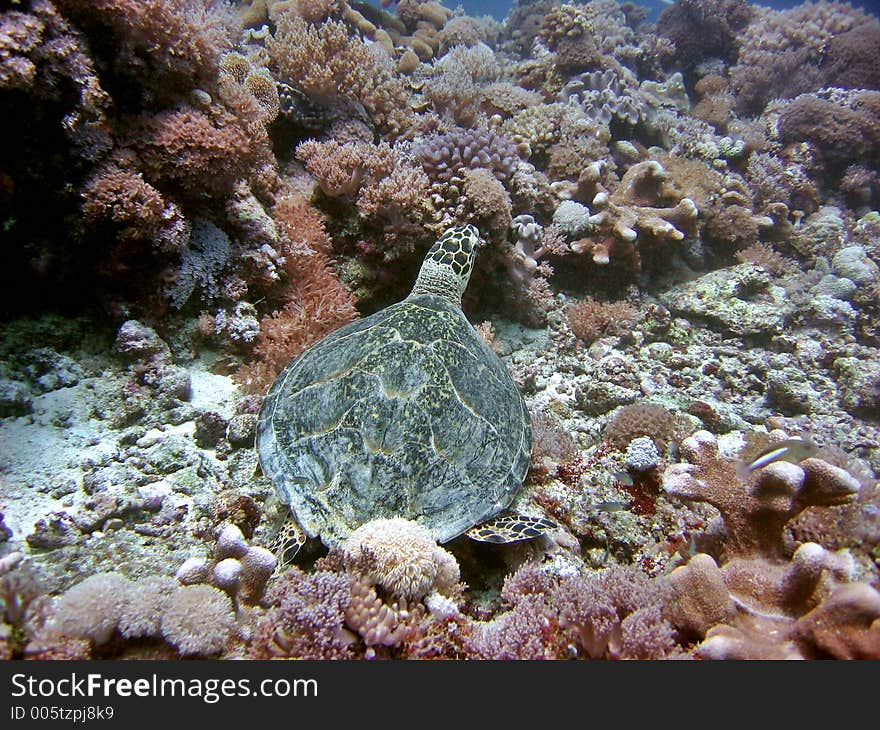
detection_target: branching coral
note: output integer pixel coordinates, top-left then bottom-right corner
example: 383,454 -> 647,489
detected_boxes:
663,430 -> 878,659
572,160 -> 698,267
247,567 -> 354,659
267,14 -> 412,136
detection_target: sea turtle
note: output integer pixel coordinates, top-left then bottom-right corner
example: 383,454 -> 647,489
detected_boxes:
256,224 -> 554,562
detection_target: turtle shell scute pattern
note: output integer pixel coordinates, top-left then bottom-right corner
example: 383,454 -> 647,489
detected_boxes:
257,292 -> 531,546
466,514 -> 557,543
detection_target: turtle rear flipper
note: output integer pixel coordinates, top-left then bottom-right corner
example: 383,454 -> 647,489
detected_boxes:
270,513 -> 307,568
466,514 -> 557,544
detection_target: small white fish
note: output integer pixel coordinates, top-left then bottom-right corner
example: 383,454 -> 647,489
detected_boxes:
742,438 -> 820,473
593,501 -> 631,513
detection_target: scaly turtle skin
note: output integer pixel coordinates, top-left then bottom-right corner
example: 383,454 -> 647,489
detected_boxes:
257,225 -> 553,561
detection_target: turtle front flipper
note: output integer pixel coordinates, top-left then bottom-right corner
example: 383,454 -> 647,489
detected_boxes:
466,514 -> 557,544
270,512 -> 307,567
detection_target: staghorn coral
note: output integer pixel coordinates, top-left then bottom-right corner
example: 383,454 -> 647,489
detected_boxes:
341,518 -> 459,602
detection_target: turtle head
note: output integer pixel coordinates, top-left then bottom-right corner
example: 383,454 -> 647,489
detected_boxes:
409,224 -> 482,305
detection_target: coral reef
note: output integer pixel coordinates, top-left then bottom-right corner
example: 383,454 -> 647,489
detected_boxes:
1,0 -> 879,665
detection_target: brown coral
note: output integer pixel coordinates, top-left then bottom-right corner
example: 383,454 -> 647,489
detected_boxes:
778,89 -> 880,172
604,403 -> 676,453
566,297 -> 637,344
235,197 -> 358,392
133,107 -> 265,199
267,15 -> 412,136
575,160 -> 698,269
664,430 -> 878,659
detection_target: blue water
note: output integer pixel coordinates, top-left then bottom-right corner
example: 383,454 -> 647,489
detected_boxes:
367,0 -> 880,23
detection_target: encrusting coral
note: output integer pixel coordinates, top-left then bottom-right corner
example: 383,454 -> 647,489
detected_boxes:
571,160 -> 698,268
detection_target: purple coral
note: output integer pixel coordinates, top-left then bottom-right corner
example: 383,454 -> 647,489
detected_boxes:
413,126 -> 520,183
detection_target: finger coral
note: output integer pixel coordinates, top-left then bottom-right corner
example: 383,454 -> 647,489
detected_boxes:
176,522 -> 277,605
